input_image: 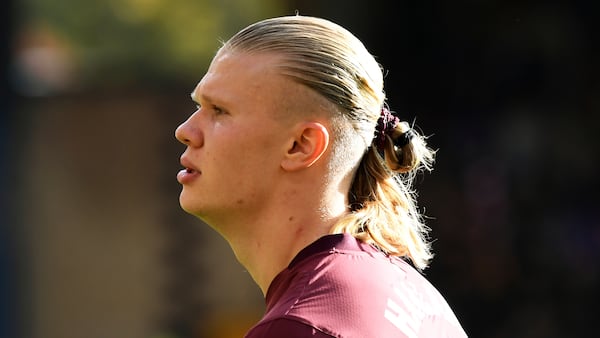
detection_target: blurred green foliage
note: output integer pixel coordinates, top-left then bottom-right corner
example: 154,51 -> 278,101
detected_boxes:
17,0 -> 287,86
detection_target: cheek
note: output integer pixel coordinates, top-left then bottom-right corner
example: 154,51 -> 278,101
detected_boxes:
211,124 -> 283,178
224,129 -> 276,162
206,140 -> 257,182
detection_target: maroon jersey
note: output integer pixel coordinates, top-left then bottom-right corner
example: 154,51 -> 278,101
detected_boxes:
245,234 -> 467,338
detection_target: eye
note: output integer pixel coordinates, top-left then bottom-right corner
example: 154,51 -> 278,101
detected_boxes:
192,101 -> 226,116
212,105 -> 225,115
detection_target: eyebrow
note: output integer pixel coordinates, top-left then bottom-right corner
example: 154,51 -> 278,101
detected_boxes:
190,91 -> 217,105
190,90 -> 200,103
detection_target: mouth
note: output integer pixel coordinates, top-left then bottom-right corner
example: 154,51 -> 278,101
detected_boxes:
178,155 -> 201,184
180,154 -> 199,171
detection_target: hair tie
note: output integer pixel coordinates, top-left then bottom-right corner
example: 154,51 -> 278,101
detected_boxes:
374,107 -> 400,151
374,108 -> 416,151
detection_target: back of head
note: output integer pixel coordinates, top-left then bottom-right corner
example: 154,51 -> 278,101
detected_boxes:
222,15 -> 436,270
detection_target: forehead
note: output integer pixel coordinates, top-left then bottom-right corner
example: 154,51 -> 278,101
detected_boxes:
192,51 -> 288,107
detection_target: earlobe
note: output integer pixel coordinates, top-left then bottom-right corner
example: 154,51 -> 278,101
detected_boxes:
281,122 -> 329,171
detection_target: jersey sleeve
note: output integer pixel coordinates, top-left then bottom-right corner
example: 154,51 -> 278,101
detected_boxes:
244,317 -> 334,338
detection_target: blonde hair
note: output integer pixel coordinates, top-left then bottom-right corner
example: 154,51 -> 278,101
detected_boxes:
222,15 -> 436,270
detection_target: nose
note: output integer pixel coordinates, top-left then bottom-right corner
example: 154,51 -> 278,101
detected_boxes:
175,112 -> 203,147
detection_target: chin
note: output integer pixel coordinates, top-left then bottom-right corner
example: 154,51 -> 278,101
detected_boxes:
179,192 -> 201,215
179,196 -> 212,221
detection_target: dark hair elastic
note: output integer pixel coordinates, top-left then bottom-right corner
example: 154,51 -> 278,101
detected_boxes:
374,107 -> 415,152
374,107 -> 399,151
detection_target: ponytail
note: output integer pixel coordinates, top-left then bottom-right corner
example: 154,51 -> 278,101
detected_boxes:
330,117 -> 436,271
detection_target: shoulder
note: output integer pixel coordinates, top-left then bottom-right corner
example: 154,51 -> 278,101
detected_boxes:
244,317 -> 335,338
260,247 -> 402,335
258,234 -> 468,337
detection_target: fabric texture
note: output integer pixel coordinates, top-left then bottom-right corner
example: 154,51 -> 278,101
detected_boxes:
244,233 -> 468,338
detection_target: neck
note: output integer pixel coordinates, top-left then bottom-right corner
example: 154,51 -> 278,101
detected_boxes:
218,182 -> 348,295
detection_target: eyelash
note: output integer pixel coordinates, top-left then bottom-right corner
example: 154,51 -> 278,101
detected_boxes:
195,104 -> 225,115
213,106 -> 224,115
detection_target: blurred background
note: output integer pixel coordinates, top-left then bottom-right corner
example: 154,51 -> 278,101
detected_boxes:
1,0 -> 598,337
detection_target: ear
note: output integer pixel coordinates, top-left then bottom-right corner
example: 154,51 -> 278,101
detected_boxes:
281,122 -> 329,171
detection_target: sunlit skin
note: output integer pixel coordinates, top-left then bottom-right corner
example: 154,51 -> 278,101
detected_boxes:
175,50 -> 350,294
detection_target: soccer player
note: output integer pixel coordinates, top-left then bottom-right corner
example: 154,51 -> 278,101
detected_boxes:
175,14 -> 468,337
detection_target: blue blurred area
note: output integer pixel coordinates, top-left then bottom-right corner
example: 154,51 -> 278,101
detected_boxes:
1,0 -> 17,335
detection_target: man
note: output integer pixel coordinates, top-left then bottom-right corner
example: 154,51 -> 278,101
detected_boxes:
176,15 -> 467,337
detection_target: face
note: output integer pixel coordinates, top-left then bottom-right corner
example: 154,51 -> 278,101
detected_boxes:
175,50 -> 297,226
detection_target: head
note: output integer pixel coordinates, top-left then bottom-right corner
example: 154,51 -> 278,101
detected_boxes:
178,15 -> 436,269
222,16 -> 384,175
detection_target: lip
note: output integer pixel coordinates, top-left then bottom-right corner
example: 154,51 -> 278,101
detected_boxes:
177,155 -> 201,184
